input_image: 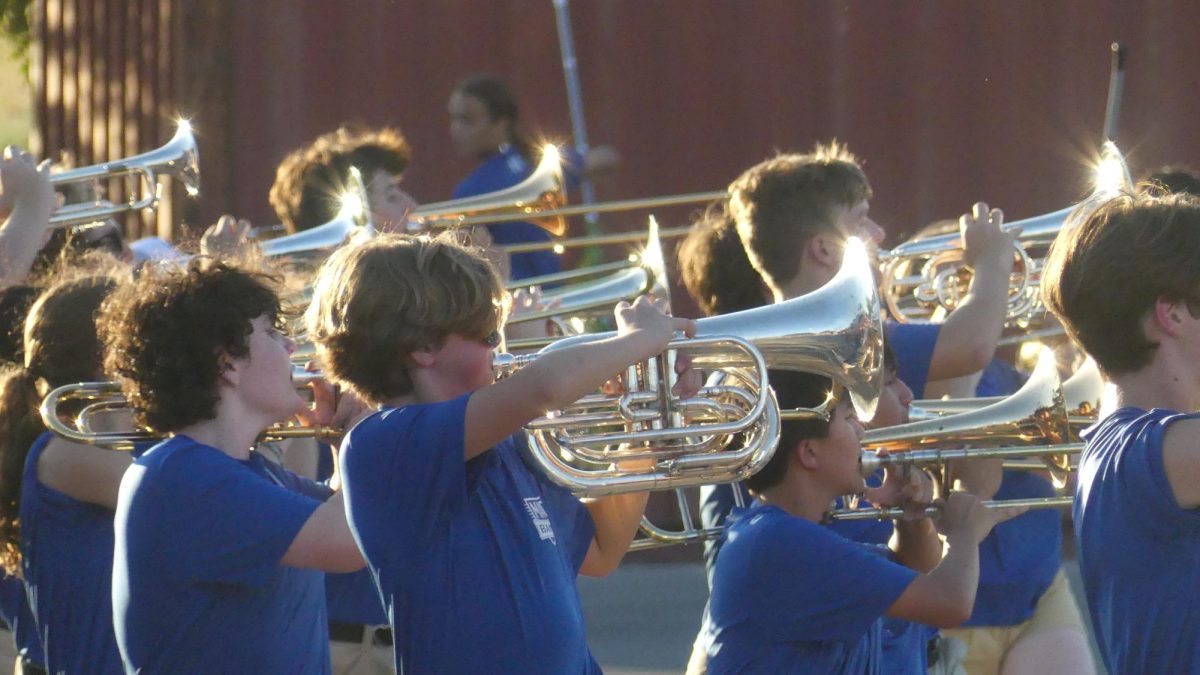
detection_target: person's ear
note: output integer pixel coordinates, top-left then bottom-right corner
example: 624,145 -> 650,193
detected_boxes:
216,352 -> 238,387
1150,296 -> 1187,339
409,346 -> 437,368
808,232 -> 840,269
795,438 -> 820,471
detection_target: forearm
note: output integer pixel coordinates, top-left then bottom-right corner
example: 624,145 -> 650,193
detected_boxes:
518,330 -> 669,413
0,202 -> 52,285
921,534 -> 981,621
930,256 -> 1010,379
580,491 -> 649,577
891,518 -> 943,573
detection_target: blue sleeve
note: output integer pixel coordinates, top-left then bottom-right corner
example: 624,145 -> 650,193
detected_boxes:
750,523 -> 917,644
885,321 -> 942,399
156,455 -> 322,589
514,434 -> 595,571
340,396 -> 470,580
1124,413 -> 1200,539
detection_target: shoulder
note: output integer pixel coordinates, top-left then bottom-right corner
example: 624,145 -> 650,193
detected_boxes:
725,506 -> 839,561
347,397 -> 468,450
132,436 -> 249,495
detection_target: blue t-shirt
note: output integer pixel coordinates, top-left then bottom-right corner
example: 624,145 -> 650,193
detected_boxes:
0,573 -> 42,666
705,503 -> 917,674
20,431 -> 124,673
454,144 -> 580,281
112,435 -> 330,673
1075,407 -> 1200,673
341,394 -> 598,674
885,321 -> 941,400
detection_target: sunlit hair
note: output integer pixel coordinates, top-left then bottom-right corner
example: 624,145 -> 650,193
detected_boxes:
0,273 -> 119,575
270,124 -> 411,234
305,232 -> 506,405
729,141 -> 871,290
743,370 -> 839,494
677,202 -> 769,317
1042,192 -> 1200,376
98,259 -> 283,432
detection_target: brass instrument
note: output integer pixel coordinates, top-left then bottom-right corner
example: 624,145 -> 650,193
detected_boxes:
826,496 -> 1074,522
860,348 -> 1078,486
50,121 -> 200,228
410,146 -> 569,236
40,366 -> 334,451
258,167 -> 374,258
492,237 -> 883,497
910,356 -> 1102,425
880,142 -> 1132,336
504,217 -> 671,345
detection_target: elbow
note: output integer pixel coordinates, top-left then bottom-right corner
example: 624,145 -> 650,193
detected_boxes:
929,595 -> 974,629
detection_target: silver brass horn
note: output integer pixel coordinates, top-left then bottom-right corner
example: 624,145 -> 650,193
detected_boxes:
880,142 -> 1132,335
50,121 -> 200,227
258,167 -> 374,258
504,217 -> 671,343
491,238 -> 883,496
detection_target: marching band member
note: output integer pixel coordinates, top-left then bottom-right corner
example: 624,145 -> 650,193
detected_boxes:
0,268 -> 131,673
447,74 -> 620,280
102,260 -> 364,672
1042,192 -> 1200,673
269,125 -> 417,235
698,369 -> 1023,673
304,232 -> 695,673
728,142 -> 1094,674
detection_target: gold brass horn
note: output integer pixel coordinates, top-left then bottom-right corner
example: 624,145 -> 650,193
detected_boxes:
909,356 -> 1101,430
410,145 -> 568,236
880,142 -> 1132,335
826,495 -> 1075,522
50,120 -> 200,228
40,366 -> 334,450
861,347 -> 1078,487
490,238 -> 882,496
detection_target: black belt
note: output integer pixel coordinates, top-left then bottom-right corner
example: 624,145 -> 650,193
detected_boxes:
19,657 -> 47,675
329,621 -> 393,647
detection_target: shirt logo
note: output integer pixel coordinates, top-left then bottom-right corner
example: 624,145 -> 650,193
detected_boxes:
523,497 -> 556,544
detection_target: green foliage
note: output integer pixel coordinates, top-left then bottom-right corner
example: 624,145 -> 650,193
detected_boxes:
0,0 -> 28,56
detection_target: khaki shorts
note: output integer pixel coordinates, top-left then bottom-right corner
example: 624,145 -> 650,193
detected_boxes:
942,569 -> 1086,675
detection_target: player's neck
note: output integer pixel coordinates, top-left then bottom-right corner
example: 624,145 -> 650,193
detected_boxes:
758,475 -> 837,523
1107,348 -> 1200,414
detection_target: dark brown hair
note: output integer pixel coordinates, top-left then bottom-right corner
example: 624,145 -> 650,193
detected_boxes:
743,370 -> 836,494
453,73 -> 537,163
270,125 -> 411,234
98,259 -> 283,432
1042,192 -> 1200,376
0,274 -> 117,575
677,203 -> 769,317
729,142 -> 871,290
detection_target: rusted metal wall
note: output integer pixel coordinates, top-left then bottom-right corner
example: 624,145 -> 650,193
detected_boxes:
33,1 -> 1200,253
33,0 -> 181,239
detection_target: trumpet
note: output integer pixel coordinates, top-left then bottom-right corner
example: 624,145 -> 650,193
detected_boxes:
879,141 -> 1132,337
40,366 -> 334,451
493,237 -> 883,497
50,121 -> 200,228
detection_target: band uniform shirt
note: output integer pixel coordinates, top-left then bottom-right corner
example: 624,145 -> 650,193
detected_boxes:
112,435 -> 330,674
340,393 -> 599,674
0,572 -> 43,666
1075,407 -> 1200,674
453,144 -> 583,281
705,503 -> 917,674
884,321 -> 942,400
20,431 -> 126,673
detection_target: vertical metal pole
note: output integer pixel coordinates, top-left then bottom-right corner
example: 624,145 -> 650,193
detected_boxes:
552,0 -> 603,264
1103,43 -> 1126,143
